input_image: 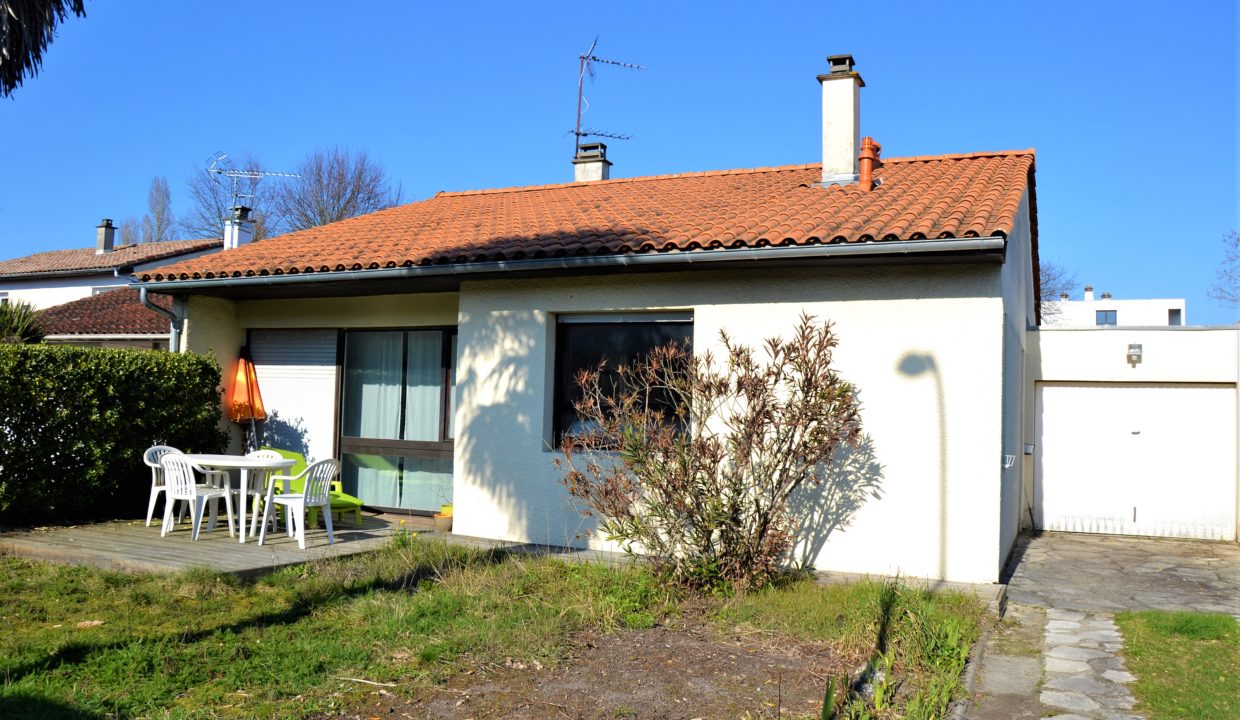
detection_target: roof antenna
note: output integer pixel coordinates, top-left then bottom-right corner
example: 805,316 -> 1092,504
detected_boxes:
205,152 -> 301,209
572,36 -> 644,155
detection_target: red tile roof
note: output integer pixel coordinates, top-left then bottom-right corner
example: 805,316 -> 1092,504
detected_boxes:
141,151 -> 1035,282
0,239 -> 221,278
38,288 -> 171,335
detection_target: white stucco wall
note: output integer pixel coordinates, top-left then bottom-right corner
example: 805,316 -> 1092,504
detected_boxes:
454,263 -> 1010,584
238,293 -> 458,329
0,273 -> 129,309
998,192 -> 1035,560
182,296 -> 245,452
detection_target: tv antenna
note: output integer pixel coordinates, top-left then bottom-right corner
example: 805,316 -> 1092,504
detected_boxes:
573,36 -> 644,155
205,151 -> 300,209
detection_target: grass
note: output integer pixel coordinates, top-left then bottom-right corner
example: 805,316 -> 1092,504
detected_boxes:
1115,610 -> 1240,719
717,576 -> 988,719
0,540 -> 986,719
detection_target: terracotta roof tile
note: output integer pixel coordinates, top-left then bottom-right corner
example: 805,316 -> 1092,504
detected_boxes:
0,239 -> 222,278
142,151 -> 1035,282
38,288 -> 171,335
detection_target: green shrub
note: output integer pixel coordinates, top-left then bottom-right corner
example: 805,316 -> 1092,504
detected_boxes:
0,300 -> 44,344
0,344 -> 227,525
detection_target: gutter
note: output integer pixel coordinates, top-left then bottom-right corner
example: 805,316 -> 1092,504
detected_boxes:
44,334 -> 169,340
138,235 -> 1008,293
139,286 -> 182,352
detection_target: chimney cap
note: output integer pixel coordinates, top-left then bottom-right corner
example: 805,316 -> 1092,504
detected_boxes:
827,54 -> 856,73
97,218 -> 114,228
1084,285 -> 1094,292
573,142 -> 608,161
818,54 -> 864,87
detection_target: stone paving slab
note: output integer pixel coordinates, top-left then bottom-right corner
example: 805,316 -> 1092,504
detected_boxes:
1004,532 -> 1240,615
1039,611 -> 1143,719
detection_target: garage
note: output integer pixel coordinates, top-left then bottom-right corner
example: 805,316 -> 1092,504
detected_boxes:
1035,382 -> 1238,541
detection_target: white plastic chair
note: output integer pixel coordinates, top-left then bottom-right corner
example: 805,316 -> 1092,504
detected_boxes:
258,459 -> 340,549
143,445 -> 183,527
143,445 -> 229,528
244,449 -> 285,536
160,454 -> 235,541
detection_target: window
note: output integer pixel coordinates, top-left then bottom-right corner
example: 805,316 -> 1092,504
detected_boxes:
553,313 -> 693,443
1095,310 -> 1117,326
339,328 -> 456,512
1168,309 -> 1182,326
0,292 -> 7,305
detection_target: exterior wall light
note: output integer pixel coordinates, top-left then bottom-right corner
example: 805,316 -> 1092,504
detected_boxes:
1126,343 -> 1143,367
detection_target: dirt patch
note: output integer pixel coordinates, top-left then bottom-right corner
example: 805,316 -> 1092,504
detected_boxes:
330,610 -> 860,719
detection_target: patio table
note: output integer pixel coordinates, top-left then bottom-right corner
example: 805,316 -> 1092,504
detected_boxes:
183,454 -> 296,543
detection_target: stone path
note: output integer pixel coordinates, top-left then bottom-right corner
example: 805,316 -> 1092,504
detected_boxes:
1039,608 -> 1141,720
966,533 -> 1240,719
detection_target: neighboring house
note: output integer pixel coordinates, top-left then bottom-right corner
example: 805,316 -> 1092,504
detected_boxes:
1044,285 -> 1186,327
0,220 -> 221,310
38,288 -> 173,350
138,55 -> 1040,585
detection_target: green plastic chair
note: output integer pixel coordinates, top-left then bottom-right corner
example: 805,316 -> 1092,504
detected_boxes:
261,447 -> 364,527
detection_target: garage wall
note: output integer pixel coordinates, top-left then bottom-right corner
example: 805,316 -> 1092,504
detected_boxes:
1030,327 -> 1240,541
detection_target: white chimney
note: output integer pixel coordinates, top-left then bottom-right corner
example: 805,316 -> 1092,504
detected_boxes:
95,218 -> 115,254
223,206 -> 255,250
1083,285 -> 1095,302
572,142 -> 612,182
818,54 -> 864,185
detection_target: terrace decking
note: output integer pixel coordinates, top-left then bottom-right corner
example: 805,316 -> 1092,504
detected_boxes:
0,512 -> 430,576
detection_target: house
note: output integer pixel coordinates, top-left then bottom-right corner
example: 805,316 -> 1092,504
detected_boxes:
0,220 -> 221,309
135,54 -> 1042,585
38,288 -> 174,350
1044,285 -> 1186,327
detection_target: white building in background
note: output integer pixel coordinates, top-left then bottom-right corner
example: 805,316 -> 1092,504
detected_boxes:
1045,285 -> 1186,327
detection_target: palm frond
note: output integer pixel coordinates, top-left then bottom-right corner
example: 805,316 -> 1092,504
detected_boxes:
0,0 -> 87,98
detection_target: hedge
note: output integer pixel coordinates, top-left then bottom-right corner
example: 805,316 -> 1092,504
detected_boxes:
0,344 -> 227,526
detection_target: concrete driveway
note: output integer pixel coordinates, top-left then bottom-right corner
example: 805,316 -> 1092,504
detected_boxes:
966,533 -> 1240,720
1004,532 -> 1240,616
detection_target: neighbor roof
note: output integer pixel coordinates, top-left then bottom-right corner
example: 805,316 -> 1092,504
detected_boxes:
141,150 -> 1035,283
38,288 -> 171,336
0,239 -> 222,279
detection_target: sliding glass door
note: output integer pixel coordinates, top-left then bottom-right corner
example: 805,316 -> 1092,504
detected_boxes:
340,329 -> 455,513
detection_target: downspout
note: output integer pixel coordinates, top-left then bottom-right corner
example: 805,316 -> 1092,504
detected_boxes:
139,286 -> 182,352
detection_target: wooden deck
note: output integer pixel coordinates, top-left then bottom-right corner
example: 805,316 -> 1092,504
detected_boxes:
0,512 -> 434,577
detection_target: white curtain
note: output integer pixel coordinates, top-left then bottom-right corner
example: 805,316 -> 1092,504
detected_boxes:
343,332 -> 403,439
403,331 -> 442,441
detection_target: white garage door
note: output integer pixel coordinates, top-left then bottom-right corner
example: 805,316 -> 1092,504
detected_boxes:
1036,383 -> 1237,540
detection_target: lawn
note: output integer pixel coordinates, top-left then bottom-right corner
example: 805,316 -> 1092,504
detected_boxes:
1115,610 -> 1240,719
0,536 -> 986,719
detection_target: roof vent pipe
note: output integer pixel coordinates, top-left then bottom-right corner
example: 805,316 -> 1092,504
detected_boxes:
96,218 -> 115,254
859,137 -> 882,192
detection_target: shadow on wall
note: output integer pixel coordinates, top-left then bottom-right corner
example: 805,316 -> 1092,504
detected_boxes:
896,351 -> 948,580
455,307 -> 599,548
789,434 -> 885,568
260,411 -> 311,459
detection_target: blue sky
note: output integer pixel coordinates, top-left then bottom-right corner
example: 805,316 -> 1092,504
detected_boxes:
2,1 -> 1236,322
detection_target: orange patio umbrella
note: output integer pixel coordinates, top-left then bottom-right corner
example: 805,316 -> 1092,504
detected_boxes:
228,347 -> 267,448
